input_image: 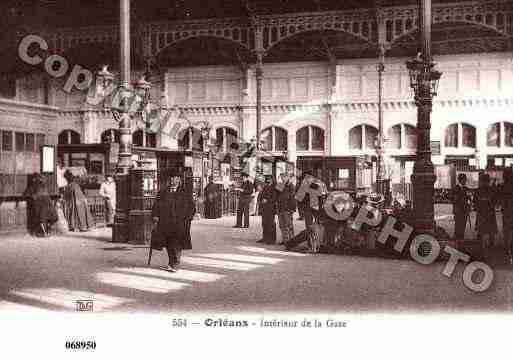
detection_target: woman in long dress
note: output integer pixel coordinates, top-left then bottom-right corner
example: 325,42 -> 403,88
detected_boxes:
203,176 -> 221,219
63,171 -> 94,232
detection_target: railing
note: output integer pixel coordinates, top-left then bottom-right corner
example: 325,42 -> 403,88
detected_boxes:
221,190 -> 239,216
86,195 -> 106,227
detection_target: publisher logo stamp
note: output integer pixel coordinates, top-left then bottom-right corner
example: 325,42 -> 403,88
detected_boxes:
75,300 -> 94,312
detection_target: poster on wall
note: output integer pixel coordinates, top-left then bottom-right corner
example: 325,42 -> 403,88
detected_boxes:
456,171 -> 479,189
221,163 -> 230,182
41,145 -> 55,173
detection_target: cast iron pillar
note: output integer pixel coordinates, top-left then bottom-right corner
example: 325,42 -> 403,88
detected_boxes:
255,52 -> 263,151
113,0 -> 132,242
409,0 -> 440,234
376,44 -> 386,195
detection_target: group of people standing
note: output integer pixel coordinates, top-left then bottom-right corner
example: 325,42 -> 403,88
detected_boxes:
229,172 -> 301,247
24,162 -> 118,237
452,169 -> 513,256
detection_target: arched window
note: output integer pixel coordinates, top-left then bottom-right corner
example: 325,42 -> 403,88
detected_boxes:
405,124 -> 417,149
444,123 -> 476,148
462,124 -> 476,147
133,129 -> 157,148
296,125 -> 324,151
58,129 -> 81,145
445,124 -> 458,148
487,122 -> 513,147
215,127 -> 238,152
506,123 -> 513,147
349,125 -> 363,150
487,123 -> 500,147
178,127 -> 203,151
101,129 -> 120,144
260,126 -> 288,152
387,124 -> 417,150
349,124 -> 378,151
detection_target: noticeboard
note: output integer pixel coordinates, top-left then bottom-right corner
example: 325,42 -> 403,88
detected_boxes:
41,145 -> 55,174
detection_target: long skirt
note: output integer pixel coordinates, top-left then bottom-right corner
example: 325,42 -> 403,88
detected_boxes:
66,198 -> 94,231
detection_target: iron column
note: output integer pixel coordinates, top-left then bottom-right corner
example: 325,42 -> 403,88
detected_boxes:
255,52 -> 263,150
376,44 -> 385,195
411,0 -> 436,234
113,0 -> 132,242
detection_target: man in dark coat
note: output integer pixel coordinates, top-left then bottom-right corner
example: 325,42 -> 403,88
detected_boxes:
452,173 -> 470,241
501,168 -> 513,263
297,173 -> 327,230
204,176 -> 221,219
474,173 -> 498,248
234,173 -> 254,228
152,176 -> 196,272
276,172 -> 296,245
257,175 -> 278,244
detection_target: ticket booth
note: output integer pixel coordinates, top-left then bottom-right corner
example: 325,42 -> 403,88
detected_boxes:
297,156 -> 372,194
128,159 -> 158,244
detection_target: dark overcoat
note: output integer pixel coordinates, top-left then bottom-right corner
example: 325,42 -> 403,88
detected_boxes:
474,186 -> 498,236
276,181 -> 297,213
258,183 -> 277,216
152,188 -> 196,250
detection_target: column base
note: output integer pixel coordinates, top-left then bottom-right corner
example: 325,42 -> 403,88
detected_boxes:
112,213 -> 129,243
411,166 -> 437,235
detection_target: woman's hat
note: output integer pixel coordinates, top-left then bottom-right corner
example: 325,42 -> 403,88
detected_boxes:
366,193 -> 385,206
325,191 -> 353,213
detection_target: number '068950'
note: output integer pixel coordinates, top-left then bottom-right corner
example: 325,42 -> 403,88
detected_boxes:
65,341 -> 96,350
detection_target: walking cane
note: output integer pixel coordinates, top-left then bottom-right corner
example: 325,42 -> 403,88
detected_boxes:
147,245 -> 153,266
40,223 -> 47,237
